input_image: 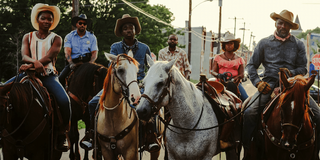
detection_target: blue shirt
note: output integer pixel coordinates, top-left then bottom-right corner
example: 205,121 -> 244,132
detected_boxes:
110,39 -> 151,80
247,34 -> 307,87
64,30 -> 98,59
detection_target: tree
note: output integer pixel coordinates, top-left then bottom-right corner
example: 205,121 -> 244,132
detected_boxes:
0,0 -> 179,81
296,27 -> 320,39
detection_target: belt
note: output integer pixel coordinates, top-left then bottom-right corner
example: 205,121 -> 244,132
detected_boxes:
73,53 -> 91,63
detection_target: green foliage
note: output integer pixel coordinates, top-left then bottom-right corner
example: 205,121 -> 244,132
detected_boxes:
78,120 -> 86,130
0,0 -> 179,80
296,27 -> 320,39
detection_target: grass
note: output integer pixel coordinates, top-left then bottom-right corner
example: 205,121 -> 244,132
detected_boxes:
78,120 -> 86,130
190,79 -> 199,84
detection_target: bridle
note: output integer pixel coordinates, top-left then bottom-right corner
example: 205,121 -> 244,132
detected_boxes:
262,79 -> 316,152
140,73 -> 172,114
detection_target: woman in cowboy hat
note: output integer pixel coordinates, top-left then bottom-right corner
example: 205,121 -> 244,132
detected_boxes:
4,3 -> 71,152
243,9 -> 320,159
211,32 -> 248,101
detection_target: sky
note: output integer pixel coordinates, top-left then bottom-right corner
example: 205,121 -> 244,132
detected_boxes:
148,0 -> 320,49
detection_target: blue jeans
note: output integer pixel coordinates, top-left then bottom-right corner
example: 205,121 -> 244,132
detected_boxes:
6,73 -> 71,126
238,83 -> 248,102
88,89 -> 103,121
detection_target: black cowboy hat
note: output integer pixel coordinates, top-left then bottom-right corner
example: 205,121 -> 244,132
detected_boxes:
71,14 -> 92,27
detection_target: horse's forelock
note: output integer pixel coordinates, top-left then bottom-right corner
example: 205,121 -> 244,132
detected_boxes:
117,54 -> 139,69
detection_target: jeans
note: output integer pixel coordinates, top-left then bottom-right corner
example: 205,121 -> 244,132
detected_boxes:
6,73 -> 71,126
88,89 -> 103,121
58,64 -> 71,87
238,83 -> 248,102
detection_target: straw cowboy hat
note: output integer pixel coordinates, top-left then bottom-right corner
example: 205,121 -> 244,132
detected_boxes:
221,32 -> 241,43
114,14 -> 141,37
71,14 -> 92,27
31,3 -> 61,31
270,10 -> 299,30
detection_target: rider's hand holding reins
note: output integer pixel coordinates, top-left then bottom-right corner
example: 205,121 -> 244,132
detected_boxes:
19,64 -> 33,73
256,81 -> 271,94
33,60 -> 47,76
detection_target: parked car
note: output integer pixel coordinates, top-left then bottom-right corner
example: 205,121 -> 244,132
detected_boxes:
310,85 -> 320,103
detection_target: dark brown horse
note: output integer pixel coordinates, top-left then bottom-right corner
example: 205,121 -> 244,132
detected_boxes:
247,69 -> 318,160
65,62 -> 108,160
0,76 -> 62,159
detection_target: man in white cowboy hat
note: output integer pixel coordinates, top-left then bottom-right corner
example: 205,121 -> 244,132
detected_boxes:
58,14 -> 98,87
158,34 -> 191,79
4,3 -> 71,152
82,14 -> 162,152
243,9 -> 320,159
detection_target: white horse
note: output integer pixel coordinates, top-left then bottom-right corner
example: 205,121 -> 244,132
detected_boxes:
97,53 -> 141,160
136,56 -> 219,160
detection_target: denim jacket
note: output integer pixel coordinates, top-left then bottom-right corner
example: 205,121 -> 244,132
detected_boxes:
247,34 -> 307,87
110,39 -> 151,80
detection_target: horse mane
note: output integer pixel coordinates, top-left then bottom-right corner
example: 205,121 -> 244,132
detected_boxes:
9,83 -> 33,105
279,75 -> 309,107
69,63 -> 108,99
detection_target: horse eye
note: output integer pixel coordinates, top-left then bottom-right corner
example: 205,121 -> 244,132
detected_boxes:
117,68 -> 124,74
157,81 -> 164,88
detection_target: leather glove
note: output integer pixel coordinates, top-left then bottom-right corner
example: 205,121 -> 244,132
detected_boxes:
280,68 -> 292,77
256,81 -> 272,94
69,63 -> 76,70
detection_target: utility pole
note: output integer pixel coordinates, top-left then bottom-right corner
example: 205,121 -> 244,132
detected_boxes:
217,0 -> 222,55
188,0 -> 192,64
229,17 -> 243,37
72,0 -> 79,30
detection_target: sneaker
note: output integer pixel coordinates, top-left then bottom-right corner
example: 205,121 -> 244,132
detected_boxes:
80,138 -> 93,150
55,135 -> 69,152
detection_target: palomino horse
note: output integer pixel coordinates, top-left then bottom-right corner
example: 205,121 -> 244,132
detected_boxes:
0,74 -> 62,159
96,53 -> 141,160
246,69 -> 318,160
65,63 -> 108,160
137,57 -> 239,160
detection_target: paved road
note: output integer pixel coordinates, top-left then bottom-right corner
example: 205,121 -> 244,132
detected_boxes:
60,80 -> 256,160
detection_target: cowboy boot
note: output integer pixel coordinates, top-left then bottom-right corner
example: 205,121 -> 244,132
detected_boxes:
80,114 -> 95,150
56,132 -> 70,152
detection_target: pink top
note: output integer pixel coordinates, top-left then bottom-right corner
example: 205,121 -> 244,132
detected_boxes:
214,54 -> 245,77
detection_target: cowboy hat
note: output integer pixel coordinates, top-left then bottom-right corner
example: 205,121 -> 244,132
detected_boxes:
31,3 -> 60,31
114,14 -> 141,37
221,32 -> 241,43
71,14 -> 92,27
270,10 -> 299,30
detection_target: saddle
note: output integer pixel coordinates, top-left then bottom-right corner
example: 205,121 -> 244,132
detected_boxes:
196,74 -> 242,151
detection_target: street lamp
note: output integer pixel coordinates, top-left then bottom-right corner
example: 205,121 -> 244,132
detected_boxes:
239,22 -> 249,56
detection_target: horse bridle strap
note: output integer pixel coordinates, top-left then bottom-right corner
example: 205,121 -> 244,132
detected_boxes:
97,113 -> 137,152
261,119 -> 316,151
68,91 -> 88,114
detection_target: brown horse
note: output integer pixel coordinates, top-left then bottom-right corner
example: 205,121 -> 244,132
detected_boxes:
0,76 -> 62,159
247,69 -> 317,160
65,62 -> 108,160
97,53 -> 141,160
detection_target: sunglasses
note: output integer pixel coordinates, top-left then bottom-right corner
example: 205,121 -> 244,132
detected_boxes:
78,22 -> 87,26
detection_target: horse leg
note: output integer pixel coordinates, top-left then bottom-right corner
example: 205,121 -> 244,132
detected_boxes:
83,113 -> 91,160
69,122 -> 81,160
225,148 -> 239,160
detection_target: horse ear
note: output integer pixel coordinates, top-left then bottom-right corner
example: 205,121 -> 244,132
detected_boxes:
305,74 -> 316,91
104,52 -> 117,62
164,58 -> 177,73
146,54 -> 154,67
127,50 -> 134,58
280,69 -> 290,89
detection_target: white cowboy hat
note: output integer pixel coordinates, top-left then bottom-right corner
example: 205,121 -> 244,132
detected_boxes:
270,10 -> 299,30
221,32 -> 241,43
114,14 -> 141,37
31,3 -> 61,31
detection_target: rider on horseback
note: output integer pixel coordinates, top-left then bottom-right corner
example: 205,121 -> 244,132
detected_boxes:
83,14 -> 161,152
4,3 -> 71,152
211,32 -> 248,102
58,14 -> 98,87
243,9 -> 320,159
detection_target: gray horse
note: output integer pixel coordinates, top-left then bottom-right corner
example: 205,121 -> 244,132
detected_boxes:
136,56 -> 220,160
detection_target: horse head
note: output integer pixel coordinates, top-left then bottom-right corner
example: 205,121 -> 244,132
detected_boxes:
103,53 -> 141,106
277,69 -> 315,150
136,55 -> 177,121
0,82 -> 13,120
